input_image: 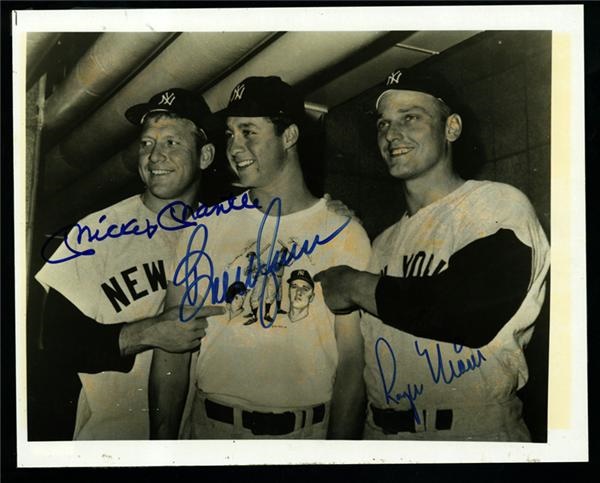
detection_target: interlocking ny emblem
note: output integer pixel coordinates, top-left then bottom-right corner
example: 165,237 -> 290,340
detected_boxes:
158,91 -> 176,106
387,70 -> 403,86
231,83 -> 246,102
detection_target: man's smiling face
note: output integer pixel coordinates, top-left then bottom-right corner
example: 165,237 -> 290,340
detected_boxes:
376,90 -> 450,181
225,116 -> 287,189
138,115 -> 200,209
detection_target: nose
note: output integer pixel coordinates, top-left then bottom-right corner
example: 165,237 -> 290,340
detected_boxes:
227,132 -> 245,157
149,143 -> 166,163
385,121 -> 405,143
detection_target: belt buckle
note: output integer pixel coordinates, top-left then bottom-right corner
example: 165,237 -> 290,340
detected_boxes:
243,410 -> 294,436
243,410 -> 264,435
372,405 -> 424,434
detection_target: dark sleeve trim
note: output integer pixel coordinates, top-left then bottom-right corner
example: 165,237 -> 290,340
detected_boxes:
375,229 -> 531,348
43,289 -> 136,374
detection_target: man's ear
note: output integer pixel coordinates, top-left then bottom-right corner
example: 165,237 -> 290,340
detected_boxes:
199,143 -> 215,170
445,114 -> 462,142
282,123 -> 299,149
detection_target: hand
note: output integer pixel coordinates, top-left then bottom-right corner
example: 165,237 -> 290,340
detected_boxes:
151,305 -> 225,353
324,193 -> 363,225
314,265 -> 359,314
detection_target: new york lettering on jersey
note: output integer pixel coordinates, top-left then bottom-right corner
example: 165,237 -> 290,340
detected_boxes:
101,259 -> 168,313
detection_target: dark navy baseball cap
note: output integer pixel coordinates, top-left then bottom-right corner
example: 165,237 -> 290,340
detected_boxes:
219,76 -> 305,124
375,69 -> 459,112
125,88 -> 216,136
225,281 -> 247,303
287,269 -> 314,289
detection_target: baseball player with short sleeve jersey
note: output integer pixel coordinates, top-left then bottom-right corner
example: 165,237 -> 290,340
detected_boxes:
37,196 -> 183,439
150,77 -> 372,440
35,89 -> 220,440
317,69 -> 550,441
361,180 -> 548,440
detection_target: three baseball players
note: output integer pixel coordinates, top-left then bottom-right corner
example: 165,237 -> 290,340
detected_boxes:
36,68 -> 549,442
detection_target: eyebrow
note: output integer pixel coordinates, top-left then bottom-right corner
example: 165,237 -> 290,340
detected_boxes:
140,130 -> 186,139
226,121 -> 260,130
377,105 -> 430,119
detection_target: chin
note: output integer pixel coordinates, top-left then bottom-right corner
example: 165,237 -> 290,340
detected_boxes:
387,167 -> 408,179
235,175 -> 258,188
149,188 -> 179,200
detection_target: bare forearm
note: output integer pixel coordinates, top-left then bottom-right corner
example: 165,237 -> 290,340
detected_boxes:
328,357 -> 366,439
149,349 -> 190,439
328,312 -> 366,439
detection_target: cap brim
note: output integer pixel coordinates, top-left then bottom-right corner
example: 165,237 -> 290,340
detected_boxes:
124,103 -> 152,126
125,103 -> 221,140
217,101 -> 278,121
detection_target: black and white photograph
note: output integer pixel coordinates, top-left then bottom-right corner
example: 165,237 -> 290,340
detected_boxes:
11,5 -> 587,466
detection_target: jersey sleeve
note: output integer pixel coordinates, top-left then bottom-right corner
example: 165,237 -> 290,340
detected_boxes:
374,183 -> 550,348
43,289 -> 135,374
375,229 -> 532,347
35,222 -> 109,320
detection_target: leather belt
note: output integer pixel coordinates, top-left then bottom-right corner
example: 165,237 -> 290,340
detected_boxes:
205,399 -> 326,436
371,404 -> 453,433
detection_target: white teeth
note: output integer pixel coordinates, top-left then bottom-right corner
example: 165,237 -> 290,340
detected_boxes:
150,169 -> 172,175
391,147 -> 412,156
236,159 -> 255,168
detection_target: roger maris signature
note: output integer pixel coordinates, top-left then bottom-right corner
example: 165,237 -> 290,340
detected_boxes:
376,336 -> 486,422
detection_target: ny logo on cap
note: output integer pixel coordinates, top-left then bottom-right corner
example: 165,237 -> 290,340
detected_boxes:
159,91 -> 176,106
386,70 -> 403,86
231,83 -> 246,102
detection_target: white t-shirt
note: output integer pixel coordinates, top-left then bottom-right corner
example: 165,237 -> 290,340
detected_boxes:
361,180 -> 550,411
172,194 -> 371,410
36,194 -> 182,440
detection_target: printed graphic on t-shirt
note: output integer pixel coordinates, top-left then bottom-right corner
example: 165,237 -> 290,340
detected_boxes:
221,237 -> 317,328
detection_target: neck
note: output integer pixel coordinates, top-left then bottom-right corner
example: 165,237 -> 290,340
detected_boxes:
250,153 -> 318,216
290,306 -> 309,321
402,157 -> 465,216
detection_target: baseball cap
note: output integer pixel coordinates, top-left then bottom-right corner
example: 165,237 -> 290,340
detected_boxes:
225,281 -> 247,303
219,76 -> 305,124
287,269 -> 314,289
375,69 -> 459,112
125,88 -> 216,136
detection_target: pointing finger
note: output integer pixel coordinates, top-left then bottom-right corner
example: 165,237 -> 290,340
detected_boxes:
188,318 -> 209,329
195,305 -> 226,318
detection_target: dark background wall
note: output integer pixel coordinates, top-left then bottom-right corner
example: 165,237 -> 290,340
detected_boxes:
322,31 -> 551,241
321,31 -> 551,442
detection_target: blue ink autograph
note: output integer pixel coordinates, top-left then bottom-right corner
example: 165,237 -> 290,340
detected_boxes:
375,337 -> 424,423
172,196 -> 351,327
375,337 -> 487,423
41,193 -> 260,264
414,341 -> 487,385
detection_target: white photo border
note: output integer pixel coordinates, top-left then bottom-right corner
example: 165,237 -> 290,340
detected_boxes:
12,4 -> 587,466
